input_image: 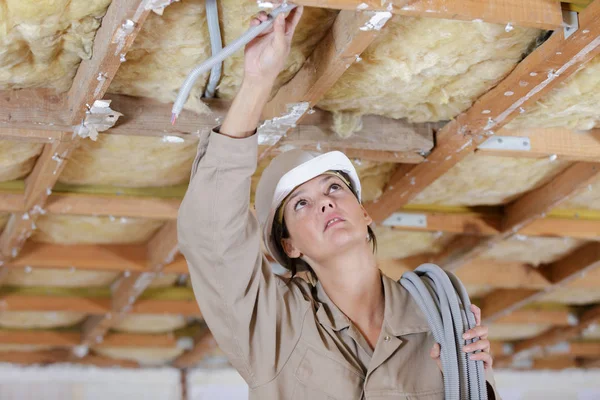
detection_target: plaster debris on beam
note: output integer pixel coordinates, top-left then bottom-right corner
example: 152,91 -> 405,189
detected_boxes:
360,11 -> 393,31
72,100 -> 123,141
143,0 -> 180,15
258,102 -> 309,146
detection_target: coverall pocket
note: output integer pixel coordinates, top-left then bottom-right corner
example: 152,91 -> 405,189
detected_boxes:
293,347 -> 364,400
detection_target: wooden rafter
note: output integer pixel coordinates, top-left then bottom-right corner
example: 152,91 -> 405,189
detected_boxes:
437,162 -> 600,271
478,128 -> 600,162
498,303 -> 600,366
0,0 -> 154,264
172,329 -> 217,369
294,0 -> 563,29
481,242 -> 600,322
366,0 -> 600,224
4,191 -> 600,240
0,294 -> 200,316
80,221 -> 179,346
259,8 -> 394,152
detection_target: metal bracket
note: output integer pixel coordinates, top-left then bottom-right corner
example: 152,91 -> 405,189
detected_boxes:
563,10 -> 579,39
382,212 -> 427,228
478,136 -> 531,151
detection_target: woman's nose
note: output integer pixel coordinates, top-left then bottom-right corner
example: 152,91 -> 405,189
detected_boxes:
321,202 -> 334,213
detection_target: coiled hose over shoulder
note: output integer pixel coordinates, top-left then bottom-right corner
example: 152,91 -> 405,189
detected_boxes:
400,263 -> 487,400
171,3 -> 297,123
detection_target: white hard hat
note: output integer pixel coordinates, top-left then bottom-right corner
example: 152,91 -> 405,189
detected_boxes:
255,150 -> 362,268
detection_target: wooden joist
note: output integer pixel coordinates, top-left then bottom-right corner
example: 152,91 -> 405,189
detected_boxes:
366,0 -> 600,224
437,162 -> 600,271
80,221 -> 179,346
0,348 -> 139,368
481,242 -> 600,322
259,8 -> 393,151
478,128 -> 600,162
0,294 -> 201,316
293,0 -> 563,29
172,329 -> 217,369
499,304 -> 600,366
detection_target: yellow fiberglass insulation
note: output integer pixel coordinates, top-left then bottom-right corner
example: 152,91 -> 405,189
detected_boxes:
374,228 -> 453,260
538,268 -> 600,305
5,267 -> 119,288
149,273 -> 179,288
0,311 -> 86,329
109,1 -> 336,114
113,314 -> 187,334
93,346 -> 184,366
215,1 -> 337,100
410,154 -> 569,206
109,0 -> 211,114
0,141 -> 43,182
507,55 -> 600,130
483,235 -> 585,266
560,174 -> 600,211
32,215 -> 164,245
317,16 -> 541,137
58,134 -> 198,187
0,0 -> 111,91
583,324 -> 600,340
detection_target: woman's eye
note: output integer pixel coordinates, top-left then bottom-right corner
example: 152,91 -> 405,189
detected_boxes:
294,199 -> 307,211
329,183 -> 342,192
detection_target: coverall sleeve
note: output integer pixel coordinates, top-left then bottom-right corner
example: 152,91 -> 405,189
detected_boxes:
177,129 -> 309,388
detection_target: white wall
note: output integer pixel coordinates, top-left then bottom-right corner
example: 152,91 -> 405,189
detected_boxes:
187,367 -> 600,400
0,364 -> 181,400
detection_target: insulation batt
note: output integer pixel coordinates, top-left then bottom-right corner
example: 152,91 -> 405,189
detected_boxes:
483,235 -> 585,266
59,134 -> 199,187
317,16 -> 541,137
561,174 -> 600,211
5,268 -> 120,288
113,314 -> 187,334
507,55 -> 600,130
93,346 -> 185,366
109,0 -> 336,113
0,0 -> 111,91
374,228 -> 453,260
0,141 -> 43,182
538,268 -> 600,305
32,214 -> 164,245
0,311 -> 86,329
487,323 -> 552,341
410,154 -> 569,206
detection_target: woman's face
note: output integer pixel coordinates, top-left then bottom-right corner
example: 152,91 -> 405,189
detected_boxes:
281,174 -> 372,263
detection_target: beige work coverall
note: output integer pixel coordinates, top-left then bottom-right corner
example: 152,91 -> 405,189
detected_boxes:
178,129 -> 500,399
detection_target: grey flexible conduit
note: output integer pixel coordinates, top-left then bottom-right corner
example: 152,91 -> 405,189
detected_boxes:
171,3 -> 297,123
400,263 -> 487,400
204,0 -> 223,98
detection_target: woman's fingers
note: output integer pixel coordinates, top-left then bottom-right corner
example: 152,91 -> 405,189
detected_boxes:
471,304 -> 482,326
430,342 -> 441,359
463,325 -> 488,340
463,339 -> 490,353
285,6 -> 304,36
469,351 -> 494,369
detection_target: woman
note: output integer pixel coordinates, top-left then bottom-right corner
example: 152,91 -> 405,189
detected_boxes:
178,7 -> 499,399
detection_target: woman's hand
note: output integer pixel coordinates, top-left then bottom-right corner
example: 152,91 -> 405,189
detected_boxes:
430,304 -> 493,372
244,5 -> 304,84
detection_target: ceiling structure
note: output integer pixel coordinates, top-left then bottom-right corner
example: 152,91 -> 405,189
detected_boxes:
0,0 -> 599,371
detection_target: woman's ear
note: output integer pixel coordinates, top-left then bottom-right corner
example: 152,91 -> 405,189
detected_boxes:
281,238 -> 302,259
361,205 -> 373,225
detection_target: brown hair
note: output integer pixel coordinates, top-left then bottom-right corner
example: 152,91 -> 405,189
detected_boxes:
271,171 -> 377,280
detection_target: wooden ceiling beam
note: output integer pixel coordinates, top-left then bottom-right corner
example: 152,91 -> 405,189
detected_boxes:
498,303 -> 600,366
0,348 -> 140,368
481,242 -> 600,323
259,8 -> 394,155
80,221 -> 179,346
294,0 -> 563,29
365,0 -> 600,224
0,0 -> 155,265
172,329 -> 217,369
437,162 -> 600,271
0,294 -> 200,316
478,128 -> 600,162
